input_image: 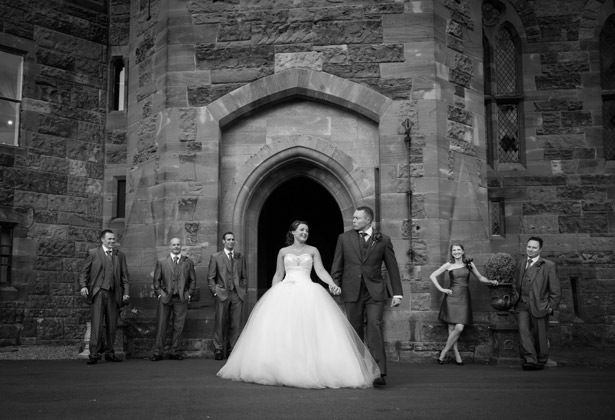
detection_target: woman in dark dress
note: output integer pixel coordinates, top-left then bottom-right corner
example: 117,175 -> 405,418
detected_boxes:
429,243 -> 497,365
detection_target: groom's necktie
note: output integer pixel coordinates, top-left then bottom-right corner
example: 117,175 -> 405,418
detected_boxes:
359,232 -> 368,258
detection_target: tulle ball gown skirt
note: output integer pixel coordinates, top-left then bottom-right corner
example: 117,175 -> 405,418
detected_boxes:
217,272 -> 380,389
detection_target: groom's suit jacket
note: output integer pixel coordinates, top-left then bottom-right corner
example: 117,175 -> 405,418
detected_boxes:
511,256 -> 561,318
153,254 -> 196,304
331,229 -> 403,302
207,251 -> 247,302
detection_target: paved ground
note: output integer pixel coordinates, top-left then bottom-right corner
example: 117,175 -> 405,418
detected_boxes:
1,358 -> 613,420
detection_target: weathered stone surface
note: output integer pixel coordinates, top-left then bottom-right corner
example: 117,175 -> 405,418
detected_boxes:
561,111 -> 593,127
544,148 -> 573,160
449,68 -> 472,87
218,23 -> 252,41
178,108 -> 197,142
535,73 -> 581,90
348,44 -> 404,63
520,215 -> 559,233
316,20 -> 383,45
135,33 -> 155,64
559,215 -> 609,233
195,44 -> 274,70
448,105 -> 473,126
356,77 -> 412,100
0,188 -> 14,206
535,134 -> 585,149
187,84 -> 242,106
524,201 -> 582,216
275,51 -> 323,72
557,186 -> 607,201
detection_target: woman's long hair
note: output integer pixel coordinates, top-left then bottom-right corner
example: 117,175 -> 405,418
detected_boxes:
285,220 -> 309,246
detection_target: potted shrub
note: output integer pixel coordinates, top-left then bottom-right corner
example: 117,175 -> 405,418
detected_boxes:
483,253 -> 517,311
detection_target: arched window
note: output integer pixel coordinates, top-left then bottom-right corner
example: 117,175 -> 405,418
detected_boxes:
484,24 -> 525,168
110,56 -> 126,112
600,14 -> 615,160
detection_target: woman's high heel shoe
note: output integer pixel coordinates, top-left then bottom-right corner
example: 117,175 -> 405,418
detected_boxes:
454,360 -> 464,366
437,356 -> 446,365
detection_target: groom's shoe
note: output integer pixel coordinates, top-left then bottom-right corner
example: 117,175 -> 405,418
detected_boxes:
214,350 -> 224,360
373,375 -> 386,387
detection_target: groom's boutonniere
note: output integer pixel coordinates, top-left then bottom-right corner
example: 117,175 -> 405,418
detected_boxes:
534,260 -> 544,267
371,232 -> 383,247
234,252 -> 241,259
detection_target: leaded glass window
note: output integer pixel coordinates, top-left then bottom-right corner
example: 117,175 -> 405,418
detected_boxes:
0,50 -> 23,147
497,104 -> 519,163
605,100 -> 615,160
495,29 -> 517,95
600,15 -> 615,160
483,23 -> 524,167
489,199 -> 505,237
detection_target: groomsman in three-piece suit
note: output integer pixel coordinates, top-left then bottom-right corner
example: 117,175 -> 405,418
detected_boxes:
151,238 -> 196,361
331,206 -> 403,387
207,232 -> 248,360
79,229 -> 130,365
512,236 -> 561,371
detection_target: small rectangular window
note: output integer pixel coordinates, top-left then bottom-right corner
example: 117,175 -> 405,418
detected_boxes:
489,199 -> 505,237
111,57 -> 126,111
604,99 -> 615,160
0,223 -> 14,286
0,50 -> 24,146
116,178 -> 126,219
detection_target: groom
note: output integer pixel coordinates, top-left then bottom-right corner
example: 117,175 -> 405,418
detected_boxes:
331,206 -> 403,386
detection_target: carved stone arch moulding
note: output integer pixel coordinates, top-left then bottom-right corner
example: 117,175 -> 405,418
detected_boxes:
223,135 -> 369,231
482,0 -> 506,27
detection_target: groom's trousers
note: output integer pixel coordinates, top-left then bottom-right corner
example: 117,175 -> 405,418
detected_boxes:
344,280 -> 386,375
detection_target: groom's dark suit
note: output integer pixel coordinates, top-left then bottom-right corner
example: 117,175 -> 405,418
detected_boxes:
331,229 -> 403,375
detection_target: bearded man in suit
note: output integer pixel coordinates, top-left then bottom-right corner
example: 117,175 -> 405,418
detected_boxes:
208,232 -> 248,360
151,238 -> 196,361
331,206 -> 403,386
79,229 -> 130,365
512,236 -> 561,371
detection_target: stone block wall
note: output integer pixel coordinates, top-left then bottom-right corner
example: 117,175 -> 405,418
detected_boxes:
2,0 -> 613,360
120,0 -> 421,357
486,0 -> 615,346
0,0 -> 109,346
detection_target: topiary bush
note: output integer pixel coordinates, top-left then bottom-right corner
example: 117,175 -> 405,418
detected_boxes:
483,253 -> 516,284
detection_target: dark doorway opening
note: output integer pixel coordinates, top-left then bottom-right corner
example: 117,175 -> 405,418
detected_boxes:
257,177 -> 344,298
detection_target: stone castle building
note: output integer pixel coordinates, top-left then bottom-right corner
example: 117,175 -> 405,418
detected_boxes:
0,0 -> 614,362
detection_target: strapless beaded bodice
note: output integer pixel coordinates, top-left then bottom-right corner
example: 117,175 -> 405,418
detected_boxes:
283,253 -> 313,279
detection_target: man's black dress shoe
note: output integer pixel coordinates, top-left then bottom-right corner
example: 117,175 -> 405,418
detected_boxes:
373,376 -> 386,387
522,362 -> 541,371
86,358 -> 98,365
151,354 -> 162,362
169,354 -> 184,360
214,350 -> 224,360
105,354 -> 123,362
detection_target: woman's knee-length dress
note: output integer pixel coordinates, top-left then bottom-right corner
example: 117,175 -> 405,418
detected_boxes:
438,267 -> 472,325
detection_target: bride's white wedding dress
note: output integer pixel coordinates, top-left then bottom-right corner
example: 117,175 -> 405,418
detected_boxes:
217,253 -> 380,388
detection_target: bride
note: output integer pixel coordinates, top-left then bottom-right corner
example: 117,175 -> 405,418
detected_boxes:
217,220 -> 381,388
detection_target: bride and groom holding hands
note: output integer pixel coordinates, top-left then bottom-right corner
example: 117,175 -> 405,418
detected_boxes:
217,206 -> 403,389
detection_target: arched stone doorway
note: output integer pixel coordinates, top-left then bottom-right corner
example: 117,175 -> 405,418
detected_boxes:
257,177 -> 344,297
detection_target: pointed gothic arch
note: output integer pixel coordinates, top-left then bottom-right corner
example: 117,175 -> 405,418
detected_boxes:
202,69 -> 393,308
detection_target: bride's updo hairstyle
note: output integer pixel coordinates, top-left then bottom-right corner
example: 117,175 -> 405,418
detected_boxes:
285,220 -> 309,246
